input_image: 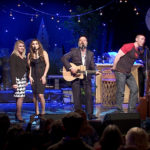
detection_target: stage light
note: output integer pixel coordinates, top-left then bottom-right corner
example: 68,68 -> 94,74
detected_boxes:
120,0 -> 122,3
57,20 -> 60,23
56,13 -> 59,16
125,0 -> 128,3
51,16 -> 54,20
134,8 -> 137,11
12,17 -> 15,20
5,29 -> 8,33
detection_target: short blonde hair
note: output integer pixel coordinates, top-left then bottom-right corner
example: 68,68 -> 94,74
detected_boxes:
11,40 -> 26,58
126,127 -> 149,150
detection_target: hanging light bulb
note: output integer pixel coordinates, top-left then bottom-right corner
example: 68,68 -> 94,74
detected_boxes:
35,14 -> 38,18
125,0 -> 128,3
136,11 -> 139,15
99,11 -> 103,16
57,20 -> 60,23
30,17 -> 34,22
78,16 -> 80,23
69,9 -> 72,13
51,16 -> 54,20
134,7 -> 137,11
9,11 -> 13,17
17,3 -> 21,7
120,0 -> 123,3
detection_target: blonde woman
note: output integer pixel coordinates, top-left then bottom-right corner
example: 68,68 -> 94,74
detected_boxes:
27,39 -> 49,116
10,40 -> 28,122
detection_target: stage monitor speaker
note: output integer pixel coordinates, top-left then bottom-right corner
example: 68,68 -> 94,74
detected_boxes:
103,113 -> 141,134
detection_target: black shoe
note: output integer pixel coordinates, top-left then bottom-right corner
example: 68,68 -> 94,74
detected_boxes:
15,114 -> 25,123
88,114 -> 98,120
115,108 -> 124,113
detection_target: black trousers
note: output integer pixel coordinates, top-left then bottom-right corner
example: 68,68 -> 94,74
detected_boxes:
138,67 -> 145,97
71,77 -> 93,115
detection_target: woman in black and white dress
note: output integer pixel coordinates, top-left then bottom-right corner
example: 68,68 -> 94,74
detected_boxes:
10,40 -> 28,122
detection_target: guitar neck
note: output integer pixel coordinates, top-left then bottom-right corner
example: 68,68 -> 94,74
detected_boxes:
80,70 -> 96,75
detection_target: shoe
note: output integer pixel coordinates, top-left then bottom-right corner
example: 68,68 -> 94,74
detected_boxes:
115,108 -> 124,113
39,114 -> 45,118
15,114 -> 25,123
88,114 -> 98,120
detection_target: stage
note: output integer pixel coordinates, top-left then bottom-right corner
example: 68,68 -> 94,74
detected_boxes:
0,91 -> 129,124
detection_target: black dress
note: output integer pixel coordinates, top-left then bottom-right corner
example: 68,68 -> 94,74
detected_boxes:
30,57 -> 46,94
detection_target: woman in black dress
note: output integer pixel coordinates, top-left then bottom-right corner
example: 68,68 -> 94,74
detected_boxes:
10,40 -> 28,122
28,39 -> 49,115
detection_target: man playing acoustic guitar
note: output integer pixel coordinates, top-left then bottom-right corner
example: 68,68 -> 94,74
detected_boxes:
61,36 -> 97,120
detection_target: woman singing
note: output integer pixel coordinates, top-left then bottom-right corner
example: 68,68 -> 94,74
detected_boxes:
28,39 -> 49,116
10,40 -> 28,122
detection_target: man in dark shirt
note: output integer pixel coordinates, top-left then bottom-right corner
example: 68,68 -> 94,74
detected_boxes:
112,35 -> 146,112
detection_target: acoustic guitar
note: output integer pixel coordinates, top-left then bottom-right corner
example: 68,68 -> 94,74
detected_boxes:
61,63 -> 100,81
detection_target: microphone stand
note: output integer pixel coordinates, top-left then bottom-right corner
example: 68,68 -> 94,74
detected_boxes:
144,46 -> 150,129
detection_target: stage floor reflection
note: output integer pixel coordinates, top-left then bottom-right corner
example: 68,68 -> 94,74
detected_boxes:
0,102 -> 129,124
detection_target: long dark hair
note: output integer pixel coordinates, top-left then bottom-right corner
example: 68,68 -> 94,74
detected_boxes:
29,39 -> 44,61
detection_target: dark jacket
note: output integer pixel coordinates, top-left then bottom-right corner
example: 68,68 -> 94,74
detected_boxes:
61,48 -> 95,78
10,54 -> 28,85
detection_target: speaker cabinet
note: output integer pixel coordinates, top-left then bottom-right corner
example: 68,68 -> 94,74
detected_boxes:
103,113 -> 141,134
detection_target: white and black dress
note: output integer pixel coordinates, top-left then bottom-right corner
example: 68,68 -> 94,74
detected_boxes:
10,54 -> 28,97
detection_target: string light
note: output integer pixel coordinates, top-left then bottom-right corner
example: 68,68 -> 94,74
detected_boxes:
4,0 -> 140,22
10,1 -> 112,18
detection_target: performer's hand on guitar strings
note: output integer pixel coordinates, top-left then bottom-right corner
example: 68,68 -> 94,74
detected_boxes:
70,67 -> 77,74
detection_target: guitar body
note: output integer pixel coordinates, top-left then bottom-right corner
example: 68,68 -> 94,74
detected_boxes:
62,63 -> 86,81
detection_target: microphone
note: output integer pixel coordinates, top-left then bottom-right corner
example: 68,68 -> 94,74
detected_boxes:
80,43 -> 86,51
33,47 -> 36,52
145,45 -> 149,50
